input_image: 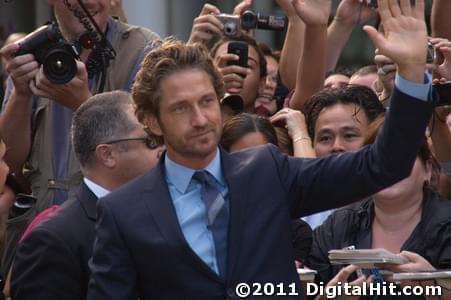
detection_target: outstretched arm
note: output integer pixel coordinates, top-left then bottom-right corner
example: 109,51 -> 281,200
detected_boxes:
277,0 -> 306,90
289,0 -> 332,111
327,0 -> 377,72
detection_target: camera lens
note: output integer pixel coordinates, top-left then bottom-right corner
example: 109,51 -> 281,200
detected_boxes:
224,22 -> 238,37
43,48 -> 77,84
240,10 -> 257,30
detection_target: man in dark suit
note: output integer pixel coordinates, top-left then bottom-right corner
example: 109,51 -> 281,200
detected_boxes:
10,91 -> 164,299
88,1 -> 434,299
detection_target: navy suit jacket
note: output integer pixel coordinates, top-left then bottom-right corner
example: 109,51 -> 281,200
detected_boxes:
88,87 -> 434,300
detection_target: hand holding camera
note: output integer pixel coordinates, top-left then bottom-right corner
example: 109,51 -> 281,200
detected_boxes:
429,38 -> 451,83
0,43 -> 39,99
29,59 -> 91,111
187,4 -> 224,45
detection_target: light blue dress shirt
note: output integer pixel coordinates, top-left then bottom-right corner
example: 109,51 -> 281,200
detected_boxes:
164,148 -> 228,274
395,73 -> 431,101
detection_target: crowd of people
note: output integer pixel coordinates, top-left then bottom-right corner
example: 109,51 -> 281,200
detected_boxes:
0,0 -> 451,299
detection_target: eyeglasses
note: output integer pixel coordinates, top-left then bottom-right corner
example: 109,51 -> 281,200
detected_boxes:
91,136 -> 160,151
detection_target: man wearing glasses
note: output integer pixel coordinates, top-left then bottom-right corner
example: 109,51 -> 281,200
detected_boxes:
9,91 -> 164,300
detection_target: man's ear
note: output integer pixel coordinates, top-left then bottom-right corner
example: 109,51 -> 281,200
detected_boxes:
145,114 -> 163,137
94,145 -> 116,169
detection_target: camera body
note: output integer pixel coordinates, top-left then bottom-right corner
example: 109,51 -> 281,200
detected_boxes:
216,14 -> 242,38
216,10 -> 286,38
15,23 -> 80,84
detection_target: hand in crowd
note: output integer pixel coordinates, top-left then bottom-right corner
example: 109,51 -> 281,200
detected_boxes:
315,264 -> 371,300
334,0 -> 377,26
29,60 -> 91,111
364,0 -> 427,83
0,43 -> 39,99
187,4 -> 223,45
291,0 -> 332,26
270,108 -> 309,141
374,52 -> 396,100
383,251 -> 435,273
430,38 -> 451,83
275,0 -> 299,19
215,53 -> 249,94
233,0 -> 253,16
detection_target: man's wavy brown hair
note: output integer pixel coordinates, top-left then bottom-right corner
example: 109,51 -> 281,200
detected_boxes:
132,38 -> 225,124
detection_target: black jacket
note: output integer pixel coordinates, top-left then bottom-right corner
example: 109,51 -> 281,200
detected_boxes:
308,189 -> 451,299
11,183 -> 97,300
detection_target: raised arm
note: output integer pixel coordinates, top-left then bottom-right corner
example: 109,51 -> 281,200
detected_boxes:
428,38 -> 451,162
0,43 -> 38,173
431,0 -> 451,41
288,0 -> 332,111
279,0 -> 433,217
327,0 -> 377,72
276,0 -> 306,90
187,4 -> 223,45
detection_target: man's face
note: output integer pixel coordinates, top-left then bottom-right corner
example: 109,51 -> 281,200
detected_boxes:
313,103 -> 369,157
49,0 -> 110,41
149,69 -> 222,168
215,42 -> 265,113
349,73 -> 378,92
324,74 -> 349,89
114,106 -> 164,183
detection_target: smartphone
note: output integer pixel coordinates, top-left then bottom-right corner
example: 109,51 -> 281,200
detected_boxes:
433,83 -> 451,106
227,41 -> 248,70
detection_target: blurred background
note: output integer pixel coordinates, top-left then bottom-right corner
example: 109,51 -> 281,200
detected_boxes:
0,0 -> 433,69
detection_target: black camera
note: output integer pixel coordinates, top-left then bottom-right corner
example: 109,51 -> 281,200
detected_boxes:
216,10 -> 286,38
15,23 -> 80,84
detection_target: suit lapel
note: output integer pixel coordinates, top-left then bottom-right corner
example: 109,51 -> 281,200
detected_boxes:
76,182 -> 98,222
142,157 -> 223,283
220,148 -> 250,284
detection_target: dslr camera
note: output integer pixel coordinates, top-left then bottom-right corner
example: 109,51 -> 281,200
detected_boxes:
15,23 -> 80,84
216,10 -> 286,38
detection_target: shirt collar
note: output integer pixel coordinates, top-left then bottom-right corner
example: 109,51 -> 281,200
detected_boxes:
164,148 -> 225,194
83,177 -> 110,199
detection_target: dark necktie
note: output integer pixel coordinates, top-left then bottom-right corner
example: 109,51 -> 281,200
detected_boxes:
193,171 -> 229,277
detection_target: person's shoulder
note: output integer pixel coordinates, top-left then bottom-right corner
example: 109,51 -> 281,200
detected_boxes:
28,198 -> 89,240
319,199 -> 371,231
99,167 -> 157,207
226,144 -> 282,162
114,19 -> 160,43
422,190 -> 451,225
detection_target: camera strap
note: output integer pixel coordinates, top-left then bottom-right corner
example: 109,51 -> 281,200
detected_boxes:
63,0 -> 116,92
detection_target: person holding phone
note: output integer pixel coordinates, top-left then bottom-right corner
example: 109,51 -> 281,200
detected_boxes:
211,34 -> 267,114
